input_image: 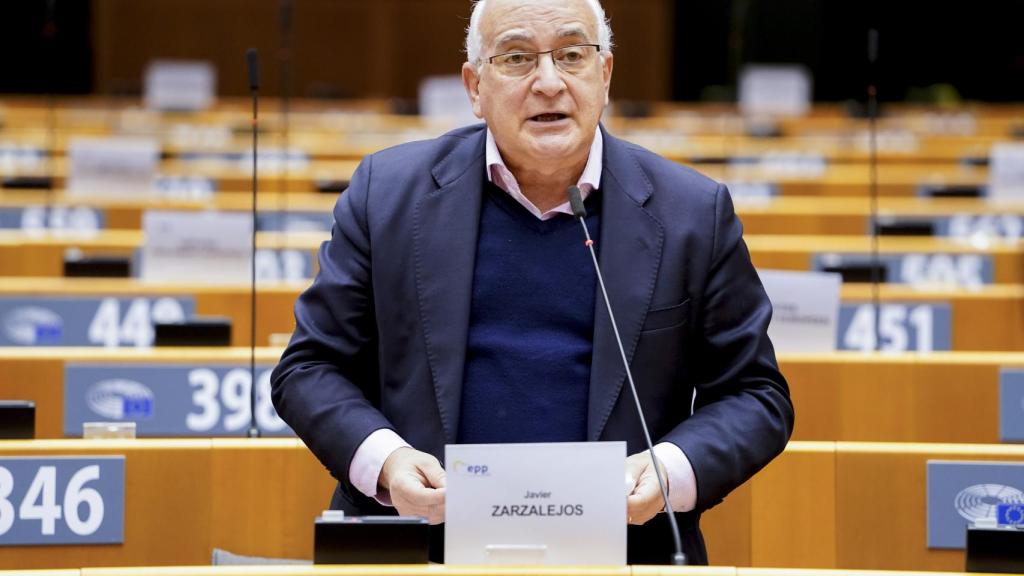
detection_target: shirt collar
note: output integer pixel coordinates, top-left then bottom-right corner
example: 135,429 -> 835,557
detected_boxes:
485,126 -> 603,220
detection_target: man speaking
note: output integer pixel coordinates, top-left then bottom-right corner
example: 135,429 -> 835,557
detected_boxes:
271,0 -> 793,564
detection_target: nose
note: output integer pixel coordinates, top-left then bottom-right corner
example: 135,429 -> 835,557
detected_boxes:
530,53 -> 566,97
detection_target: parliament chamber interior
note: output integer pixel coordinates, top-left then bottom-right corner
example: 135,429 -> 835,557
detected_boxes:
1,0 -> 1023,574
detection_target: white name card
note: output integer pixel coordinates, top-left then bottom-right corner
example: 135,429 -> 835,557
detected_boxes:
140,210 -> 252,284
759,269 -> 841,353
989,142 -> 1024,201
445,442 -> 626,566
144,60 -> 216,112
419,75 -> 477,127
739,64 -> 812,117
67,137 -> 159,197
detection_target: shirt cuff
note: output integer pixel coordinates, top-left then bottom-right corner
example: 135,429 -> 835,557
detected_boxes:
349,428 -> 411,506
653,442 -> 698,513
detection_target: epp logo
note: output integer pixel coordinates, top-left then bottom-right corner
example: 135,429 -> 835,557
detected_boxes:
953,483 -> 1024,523
452,460 -> 490,476
3,306 -> 63,345
86,379 -> 155,420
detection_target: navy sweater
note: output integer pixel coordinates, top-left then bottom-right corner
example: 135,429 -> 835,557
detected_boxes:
457,183 -> 601,444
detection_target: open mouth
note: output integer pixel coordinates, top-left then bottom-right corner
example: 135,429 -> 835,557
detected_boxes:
530,113 -> 568,122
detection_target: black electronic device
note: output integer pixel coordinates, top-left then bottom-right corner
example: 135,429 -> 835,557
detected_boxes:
822,263 -> 889,284
0,401 -> 35,439
923,185 -> 984,198
3,176 -> 53,189
966,525 -> 1024,573
875,219 -> 936,237
154,317 -> 232,347
63,256 -> 132,278
314,515 -> 430,564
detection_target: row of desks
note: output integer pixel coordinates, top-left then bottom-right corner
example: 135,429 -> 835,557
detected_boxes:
0,279 -> 1020,352
0,437 -> 1021,570
2,348 -> 1022,444
0,159 -> 996,196
2,230 -> 1021,287
3,192 -> 1024,238
0,127 -> 1015,164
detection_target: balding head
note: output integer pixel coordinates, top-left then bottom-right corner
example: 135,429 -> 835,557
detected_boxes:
466,0 -> 613,65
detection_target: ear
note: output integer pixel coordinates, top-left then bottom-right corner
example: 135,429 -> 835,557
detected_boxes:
462,62 -> 485,119
601,52 -> 614,107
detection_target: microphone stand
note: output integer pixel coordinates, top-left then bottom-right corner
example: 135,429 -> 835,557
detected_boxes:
246,48 -> 261,439
567,185 -> 687,566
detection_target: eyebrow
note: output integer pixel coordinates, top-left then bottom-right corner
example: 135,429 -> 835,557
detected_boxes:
492,25 -> 592,51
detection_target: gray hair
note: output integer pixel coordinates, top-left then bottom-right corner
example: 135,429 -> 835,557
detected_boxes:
465,0 -> 614,65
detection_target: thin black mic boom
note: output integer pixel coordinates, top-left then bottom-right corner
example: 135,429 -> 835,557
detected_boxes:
246,48 -> 261,439
567,185 -> 687,566
867,29 -> 881,351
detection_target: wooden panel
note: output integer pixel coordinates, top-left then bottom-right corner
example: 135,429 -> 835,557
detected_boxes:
0,441 -> 214,569
779,353 -> 1021,443
90,0 -> 674,101
209,439 -> 336,560
834,443 -> 1024,571
0,348 -> 285,440
750,445 -> 836,568
701,482 -> 752,567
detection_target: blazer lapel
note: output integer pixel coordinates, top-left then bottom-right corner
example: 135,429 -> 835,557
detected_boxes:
588,129 -> 665,440
413,130 -> 487,444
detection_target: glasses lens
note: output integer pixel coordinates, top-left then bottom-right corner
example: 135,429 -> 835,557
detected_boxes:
495,52 -> 538,76
554,45 -> 595,71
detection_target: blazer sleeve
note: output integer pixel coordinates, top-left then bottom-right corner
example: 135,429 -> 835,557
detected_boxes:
270,154 -> 394,485
668,183 -> 795,512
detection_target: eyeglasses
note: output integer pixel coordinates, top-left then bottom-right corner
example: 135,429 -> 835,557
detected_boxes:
486,44 -> 601,77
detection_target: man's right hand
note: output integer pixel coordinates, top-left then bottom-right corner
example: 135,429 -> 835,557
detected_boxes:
378,447 -> 447,524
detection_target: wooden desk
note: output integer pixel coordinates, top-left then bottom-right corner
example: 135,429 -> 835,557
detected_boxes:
0,230 -> 323,277
0,278 -> 302,347
780,351 -> 1024,443
5,193 -> 1023,240
735,196 -> 1024,237
0,279 -> 1021,352
4,348 -> 1023,444
1,440 -> 1022,571
746,235 -> 1024,284
3,231 -> 1023,288
0,438 -> 335,570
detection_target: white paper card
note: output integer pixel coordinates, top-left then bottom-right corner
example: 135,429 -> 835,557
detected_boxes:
67,137 -> 159,197
988,142 -> 1024,201
759,269 -> 841,352
739,65 -> 812,117
144,60 -> 216,111
140,210 -> 252,284
445,441 -> 626,566
419,75 -> 477,126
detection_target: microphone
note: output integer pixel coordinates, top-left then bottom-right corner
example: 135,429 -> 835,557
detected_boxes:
246,48 -> 261,439
277,0 -> 294,229
567,185 -> 687,566
866,29 -> 881,350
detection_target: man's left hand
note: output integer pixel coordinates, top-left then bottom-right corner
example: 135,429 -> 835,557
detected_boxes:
626,451 -> 669,525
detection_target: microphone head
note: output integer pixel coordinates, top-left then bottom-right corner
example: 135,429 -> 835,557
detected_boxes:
567,185 -> 587,218
246,48 -> 260,91
867,29 -> 879,64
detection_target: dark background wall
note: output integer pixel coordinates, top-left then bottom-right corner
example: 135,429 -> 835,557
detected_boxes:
673,0 -> 1024,102
1,0 -> 1022,102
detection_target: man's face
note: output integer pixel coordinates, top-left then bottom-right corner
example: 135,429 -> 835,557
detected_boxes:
462,0 -> 613,171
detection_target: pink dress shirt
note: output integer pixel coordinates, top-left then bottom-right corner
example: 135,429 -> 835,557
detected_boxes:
349,127 -> 698,513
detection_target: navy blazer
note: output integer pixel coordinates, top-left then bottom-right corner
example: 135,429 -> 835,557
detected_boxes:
271,124 -> 794,564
